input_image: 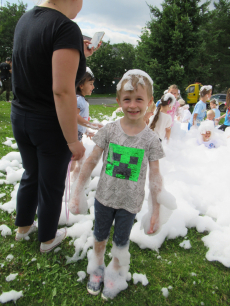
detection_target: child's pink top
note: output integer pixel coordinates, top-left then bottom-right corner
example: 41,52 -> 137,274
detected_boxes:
167,101 -> 180,126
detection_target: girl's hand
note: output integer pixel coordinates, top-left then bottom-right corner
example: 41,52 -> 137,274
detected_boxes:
90,122 -> 104,129
85,131 -> 95,139
68,192 -> 88,215
147,213 -> 160,234
68,199 -> 80,215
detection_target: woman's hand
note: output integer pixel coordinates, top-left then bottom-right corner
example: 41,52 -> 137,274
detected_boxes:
83,40 -> 102,58
68,140 -> 85,160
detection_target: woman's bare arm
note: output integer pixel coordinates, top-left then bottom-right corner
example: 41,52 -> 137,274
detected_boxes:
52,48 -> 85,160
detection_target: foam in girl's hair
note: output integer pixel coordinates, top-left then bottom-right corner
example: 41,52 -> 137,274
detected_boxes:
117,69 -> 153,92
210,99 -> 219,108
198,120 -> 215,138
86,67 -> 94,77
162,93 -> 176,107
200,85 -> 212,93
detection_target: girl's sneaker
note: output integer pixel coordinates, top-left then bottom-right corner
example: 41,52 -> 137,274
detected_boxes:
101,279 -> 115,300
15,221 -> 37,241
87,265 -> 104,295
101,270 -> 128,300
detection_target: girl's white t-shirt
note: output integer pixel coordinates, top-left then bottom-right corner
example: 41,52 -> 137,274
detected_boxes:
149,112 -> 172,140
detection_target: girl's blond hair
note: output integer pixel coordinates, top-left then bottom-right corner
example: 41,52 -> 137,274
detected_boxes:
147,101 -> 156,113
207,110 -> 215,117
168,84 -> 178,91
117,75 -> 153,100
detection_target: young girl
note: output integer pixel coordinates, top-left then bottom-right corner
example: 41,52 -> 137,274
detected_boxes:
167,85 -> 180,125
149,93 -> 176,141
70,68 -> 103,181
210,99 -> 220,124
188,85 -> 212,130
197,121 -> 217,149
176,99 -> 191,123
68,69 -> 164,300
156,85 -> 180,126
216,89 -> 230,131
206,110 -> 215,124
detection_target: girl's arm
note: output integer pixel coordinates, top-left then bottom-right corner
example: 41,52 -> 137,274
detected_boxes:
193,113 -> 198,125
147,160 -> 162,234
165,127 -> 171,140
175,103 -> 180,116
68,145 -> 103,214
76,114 -> 103,129
52,48 -> 85,160
76,106 -> 103,129
216,113 -> 226,121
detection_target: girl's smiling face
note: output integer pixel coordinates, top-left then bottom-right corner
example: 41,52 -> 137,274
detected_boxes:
168,88 -> 178,99
210,102 -> 216,109
117,84 -> 152,122
80,80 -> 94,96
202,131 -> 211,142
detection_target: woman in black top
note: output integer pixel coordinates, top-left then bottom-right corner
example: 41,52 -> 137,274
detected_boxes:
11,0 -> 95,252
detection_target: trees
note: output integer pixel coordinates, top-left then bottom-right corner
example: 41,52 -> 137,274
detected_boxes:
113,43 -> 136,78
86,41 -> 117,93
87,42 -> 136,93
205,0 -> 230,92
0,1 -> 27,62
135,0 -> 210,100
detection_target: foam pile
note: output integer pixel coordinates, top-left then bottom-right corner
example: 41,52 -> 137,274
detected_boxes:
1,118 -> 230,269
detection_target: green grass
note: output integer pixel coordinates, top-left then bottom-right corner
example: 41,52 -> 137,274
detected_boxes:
0,101 -> 229,305
88,93 -> 117,98
89,104 -> 119,122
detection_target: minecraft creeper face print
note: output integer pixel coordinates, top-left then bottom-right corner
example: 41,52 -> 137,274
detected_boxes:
105,143 -> 145,182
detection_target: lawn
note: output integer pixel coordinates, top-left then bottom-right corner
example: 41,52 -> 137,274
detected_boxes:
0,100 -> 229,305
88,93 -> 117,98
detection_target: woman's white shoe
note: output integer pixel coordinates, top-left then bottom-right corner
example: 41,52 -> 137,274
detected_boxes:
15,221 -> 37,241
40,228 -> 67,253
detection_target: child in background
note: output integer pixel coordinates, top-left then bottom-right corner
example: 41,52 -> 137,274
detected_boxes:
210,99 -> 220,125
156,85 -> 180,126
197,121 -> 217,149
188,85 -> 212,130
69,69 -> 165,300
216,88 -> 230,131
176,99 -> 191,123
206,110 -> 215,125
70,68 -> 103,182
143,100 -> 156,125
149,93 -> 175,141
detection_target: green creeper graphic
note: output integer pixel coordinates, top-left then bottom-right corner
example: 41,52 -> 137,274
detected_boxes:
105,143 -> 145,182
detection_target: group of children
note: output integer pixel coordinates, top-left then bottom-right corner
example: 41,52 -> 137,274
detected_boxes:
188,86 -> 230,147
68,67 -> 229,300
